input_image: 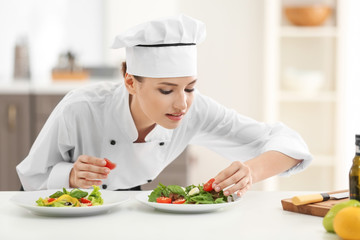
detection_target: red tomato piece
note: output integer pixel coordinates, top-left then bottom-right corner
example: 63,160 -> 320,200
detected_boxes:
203,178 -> 215,192
156,197 -> 172,204
80,198 -> 92,204
47,198 -> 55,203
172,198 -> 186,204
104,158 -> 116,170
80,198 -> 92,206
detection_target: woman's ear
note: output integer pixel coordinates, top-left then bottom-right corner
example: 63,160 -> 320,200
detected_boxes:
124,73 -> 137,95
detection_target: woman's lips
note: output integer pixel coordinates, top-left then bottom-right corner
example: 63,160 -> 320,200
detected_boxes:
166,113 -> 184,121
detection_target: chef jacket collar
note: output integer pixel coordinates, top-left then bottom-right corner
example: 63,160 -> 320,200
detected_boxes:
115,84 -> 173,143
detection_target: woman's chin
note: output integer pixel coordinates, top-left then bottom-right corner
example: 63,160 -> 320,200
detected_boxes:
158,121 -> 182,130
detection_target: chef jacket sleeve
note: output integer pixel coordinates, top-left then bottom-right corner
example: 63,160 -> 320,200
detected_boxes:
189,93 -> 312,176
16,103 -> 75,190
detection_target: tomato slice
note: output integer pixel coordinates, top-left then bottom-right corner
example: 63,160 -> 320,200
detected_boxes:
104,158 -> 116,170
79,198 -> 92,206
47,198 -> 55,203
203,178 -> 215,192
156,196 -> 172,204
172,198 -> 186,204
80,198 -> 92,204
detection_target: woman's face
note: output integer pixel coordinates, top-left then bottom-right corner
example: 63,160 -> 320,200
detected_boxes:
129,75 -> 197,130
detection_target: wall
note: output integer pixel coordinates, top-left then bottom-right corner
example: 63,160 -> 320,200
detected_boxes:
103,0 -> 180,66
0,0 -> 104,84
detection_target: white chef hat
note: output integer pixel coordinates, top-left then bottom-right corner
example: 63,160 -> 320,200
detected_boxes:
111,14 -> 206,78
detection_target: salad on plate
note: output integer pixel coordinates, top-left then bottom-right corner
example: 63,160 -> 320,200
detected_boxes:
148,178 -> 234,204
36,185 -> 103,207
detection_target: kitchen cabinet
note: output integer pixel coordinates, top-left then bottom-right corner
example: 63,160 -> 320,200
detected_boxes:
0,93 -> 61,190
0,84 -> 188,190
263,0 -> 345,190
0,94 -> 31,190
31,94 -> 65,142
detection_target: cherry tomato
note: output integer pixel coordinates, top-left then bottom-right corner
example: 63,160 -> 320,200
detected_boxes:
80,198 -> 92,206
203,178 -> 215,192
156,197 -> 172,204
172,198 -> 186,204
47,198 -> 55,203
80,198 -> 92,204
104,158 -> 116,170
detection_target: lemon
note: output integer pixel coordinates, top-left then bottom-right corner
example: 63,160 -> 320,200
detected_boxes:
323,200 -> 360,233
333,206 -> 360,240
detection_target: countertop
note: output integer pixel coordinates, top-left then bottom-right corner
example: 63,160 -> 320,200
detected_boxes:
0,190 -> 340,240
0,79 -> 118,94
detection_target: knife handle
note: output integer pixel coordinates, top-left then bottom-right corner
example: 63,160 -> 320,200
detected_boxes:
291,193 -> 330,206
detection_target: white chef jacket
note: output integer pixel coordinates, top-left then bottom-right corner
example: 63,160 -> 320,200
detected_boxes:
17,81 -> 312,190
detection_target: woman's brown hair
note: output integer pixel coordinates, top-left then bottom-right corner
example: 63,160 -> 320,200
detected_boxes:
121,61 -> 144,82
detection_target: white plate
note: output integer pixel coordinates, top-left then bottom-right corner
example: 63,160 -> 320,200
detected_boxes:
136,191 -> 241,213
10,189 -> 130,217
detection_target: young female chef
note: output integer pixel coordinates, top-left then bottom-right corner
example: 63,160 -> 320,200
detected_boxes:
17,15 -> 312,197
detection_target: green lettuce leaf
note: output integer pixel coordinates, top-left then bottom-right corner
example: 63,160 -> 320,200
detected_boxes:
214,198 -> 227,203
69,188 -> 88,199
148,183 -> 170,202
167,185 -> 186,196
87,185 -> 103,206
36,198 -> 46,206
148,187 -> 163,202
63,187 -> 69,195
188,192 -> 214,204
49,191 -> 64,199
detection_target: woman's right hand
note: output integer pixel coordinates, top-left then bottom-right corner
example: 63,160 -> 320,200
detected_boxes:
69,155 -> 111,188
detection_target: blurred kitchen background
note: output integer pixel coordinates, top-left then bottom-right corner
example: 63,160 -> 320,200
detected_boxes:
1,0 -> 360,191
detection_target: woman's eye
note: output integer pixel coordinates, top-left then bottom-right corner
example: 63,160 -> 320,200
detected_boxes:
185,88 -> 195,93
159,89 -> 173,95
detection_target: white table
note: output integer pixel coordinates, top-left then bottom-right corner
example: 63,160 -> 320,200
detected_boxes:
0,191 -> 340,240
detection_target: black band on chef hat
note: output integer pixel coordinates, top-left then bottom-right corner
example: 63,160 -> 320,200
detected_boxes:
137,43 -> 196,47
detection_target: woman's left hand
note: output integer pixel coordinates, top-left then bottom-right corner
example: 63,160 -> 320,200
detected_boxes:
212,161 -> 252,197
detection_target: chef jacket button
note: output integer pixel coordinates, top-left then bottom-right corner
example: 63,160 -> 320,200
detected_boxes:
159,142 -> 165,146
102,184 -> 107,189
147,179 -> 152,183
110,140 -> 116,145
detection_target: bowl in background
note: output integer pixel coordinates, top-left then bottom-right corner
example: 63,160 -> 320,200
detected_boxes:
284,5 -> 332,26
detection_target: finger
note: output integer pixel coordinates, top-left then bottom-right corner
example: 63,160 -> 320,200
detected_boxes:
78,163 -> 110,175
78,155 -> 106,167
214,162 -> 250,191
77,178 -> 102,189
74,156 -> 110,175
77,171 -> 108,181
237,184 -> 251,197
213,161 -> 242,190
224,176 -> 251,196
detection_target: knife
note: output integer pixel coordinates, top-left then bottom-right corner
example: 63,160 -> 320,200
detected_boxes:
291,192 -> 349,206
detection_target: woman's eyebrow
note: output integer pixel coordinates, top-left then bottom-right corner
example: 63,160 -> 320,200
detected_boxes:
188,79 -> 197,85
158,79 -> 197,86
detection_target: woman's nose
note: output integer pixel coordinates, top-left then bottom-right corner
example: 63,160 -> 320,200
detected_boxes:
173,92 -> 187,111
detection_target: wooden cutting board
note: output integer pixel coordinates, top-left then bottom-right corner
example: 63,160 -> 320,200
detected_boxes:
281,190 -> 349,217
